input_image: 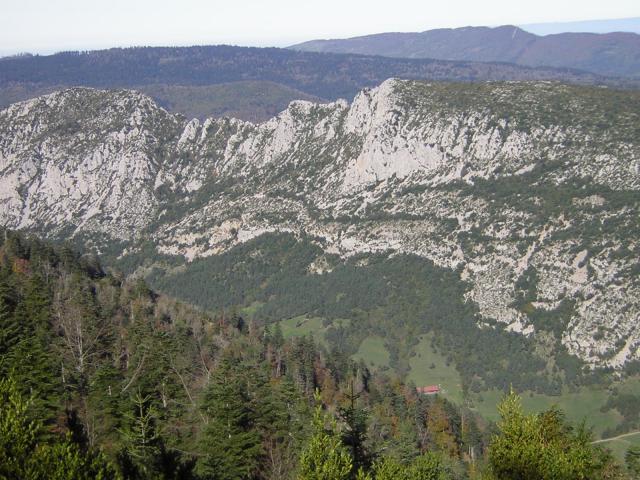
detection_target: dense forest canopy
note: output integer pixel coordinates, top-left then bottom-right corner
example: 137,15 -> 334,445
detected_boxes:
146,232 -> 611,396
0,230 -> 634,478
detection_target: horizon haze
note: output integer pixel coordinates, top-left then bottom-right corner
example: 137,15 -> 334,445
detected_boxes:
0,0 -> 638,56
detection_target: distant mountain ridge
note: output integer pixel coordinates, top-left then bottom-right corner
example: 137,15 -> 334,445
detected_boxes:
520,17 -> 640,36
291,25 -> 640,78
0,44 -> 637,122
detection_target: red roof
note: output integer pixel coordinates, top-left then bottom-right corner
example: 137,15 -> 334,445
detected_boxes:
417,385 -> 440,394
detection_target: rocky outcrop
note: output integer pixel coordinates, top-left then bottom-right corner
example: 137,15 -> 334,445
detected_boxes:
0,79 -> 638,367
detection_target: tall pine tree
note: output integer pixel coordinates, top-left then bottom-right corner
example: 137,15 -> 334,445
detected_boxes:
197,356 -> 261,480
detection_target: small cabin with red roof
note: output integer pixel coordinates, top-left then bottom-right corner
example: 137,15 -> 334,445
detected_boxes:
417,385 -> 440,395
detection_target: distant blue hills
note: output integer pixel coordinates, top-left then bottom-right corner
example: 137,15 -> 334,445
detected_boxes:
520,17 -> 640,36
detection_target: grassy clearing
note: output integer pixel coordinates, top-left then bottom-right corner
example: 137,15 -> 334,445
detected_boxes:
352,336 -> 391,370
469,387 -> 622,437
274,311 -> 640,449
407,334 -> 464,404
279,315 -> 325,339
277,315 -> 350,345
240,301 -> 264,319
598,432 -> 640,462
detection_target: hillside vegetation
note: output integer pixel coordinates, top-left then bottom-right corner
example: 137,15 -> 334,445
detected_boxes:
0,230 -> 632,479
1,44 -> 637,119
2,80 -> 640,471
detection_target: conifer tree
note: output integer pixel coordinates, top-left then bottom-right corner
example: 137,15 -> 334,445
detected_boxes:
407,453 -> 450,480
197,356 -> 261,480
338,382 -> 370,475
118,391 -> 162,478
117,390 -> 195,480
252,370 -> 306,479
0,376 -> 116,479
488,390 -> 625,479
626,444 -> 640,477
8,273 -> 62,427
0,294 -> 16,356
371,457 -> 408,480
298,393 -> 352,480
388,420 -> 420,464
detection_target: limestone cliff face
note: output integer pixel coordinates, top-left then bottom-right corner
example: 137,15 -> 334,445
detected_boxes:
0,79 -> 638,367
0,88 -> 182,240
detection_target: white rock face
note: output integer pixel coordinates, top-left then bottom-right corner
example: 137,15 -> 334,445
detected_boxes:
0,80 -> 639,368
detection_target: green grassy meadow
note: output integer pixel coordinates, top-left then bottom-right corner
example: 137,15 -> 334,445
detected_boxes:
407,334 -> 464,404
353,336 -> 391,370
597,432 -> 640,462
277,315 -> 351,346
273,314 -> 640,446
469,388 -> 622,436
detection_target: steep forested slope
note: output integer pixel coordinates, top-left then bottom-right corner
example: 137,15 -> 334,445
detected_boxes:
0,230 -> 493,478
0,230 -> 630,479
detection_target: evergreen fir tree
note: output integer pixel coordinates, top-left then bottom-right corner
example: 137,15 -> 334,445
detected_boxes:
88,363 -> 125,445
338,382 -> 370,475
371,457 -> 408,480
298,393 -> 352,480
8,273 -> 62,426
197,356 -> 261,480
253,370 -> 307,479
0,376 -> 116,479
626,444 -> 640,477
488,390 -> 625,479
388,420 -> 420,464
118,390 -> 195,480
407,453 -> 450,480
118,391 -> 162,478
0,294 -> 17,356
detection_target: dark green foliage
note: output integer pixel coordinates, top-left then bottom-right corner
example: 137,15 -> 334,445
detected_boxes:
117,391 -> 195,480
338,384 -> 371,475
602,393 -> 640,435
0,230 -> 629,478
253,375 -> 308,480
197,357 -> 262,480
625,445 -> 640,477
2,269 -> 62,425
0,376 -> 117,480
487,391 -> 626,479
151,233 -> 558,394
149,233 -> 322,309
606,393 -> 640,421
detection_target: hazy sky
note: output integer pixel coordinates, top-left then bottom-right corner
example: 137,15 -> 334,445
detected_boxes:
1,0 -> 638,56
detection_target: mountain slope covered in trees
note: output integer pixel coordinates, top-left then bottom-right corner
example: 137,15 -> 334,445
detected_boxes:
1,44 -> 638,120
0,230 -> 632,479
